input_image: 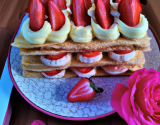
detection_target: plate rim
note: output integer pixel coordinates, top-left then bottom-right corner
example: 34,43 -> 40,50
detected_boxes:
7,12 -> 116,121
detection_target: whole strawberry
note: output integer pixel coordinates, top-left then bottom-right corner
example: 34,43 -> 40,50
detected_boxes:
67,78 -> 103,102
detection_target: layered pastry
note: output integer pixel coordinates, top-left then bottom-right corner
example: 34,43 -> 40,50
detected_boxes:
12,0 -> 151,79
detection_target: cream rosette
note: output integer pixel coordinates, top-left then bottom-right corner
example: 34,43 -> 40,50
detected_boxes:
21,17 -> 52,44
69,22 -> 93,43
110,2 -> 149,39
88,4 -> 120,41
46,11 -> 71,43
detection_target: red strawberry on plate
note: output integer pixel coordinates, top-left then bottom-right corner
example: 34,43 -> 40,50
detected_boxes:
67,78 -> 103,102
118,0 -> 142,27
29,0 -> 45,31
48,0 -> 66,31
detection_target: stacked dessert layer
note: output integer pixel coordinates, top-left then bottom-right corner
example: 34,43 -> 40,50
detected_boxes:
12,0 -> 151,78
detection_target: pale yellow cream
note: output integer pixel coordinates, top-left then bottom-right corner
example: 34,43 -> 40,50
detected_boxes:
88,4 -> 120,40
110,3 -> 149,39
47,11 -> 71,43
69,22 -> 93,43
21,18 -> 52,44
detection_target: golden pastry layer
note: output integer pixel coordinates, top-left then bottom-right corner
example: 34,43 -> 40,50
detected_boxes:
22,66 -> 143,78
21,50 -> 145,72
12,33 -> 151,52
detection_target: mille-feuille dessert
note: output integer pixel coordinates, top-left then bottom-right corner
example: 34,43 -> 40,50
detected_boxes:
11,0 -> 151,78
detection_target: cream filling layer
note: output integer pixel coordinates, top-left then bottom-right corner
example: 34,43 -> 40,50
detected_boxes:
88,5 -> 120,40
79,53 -> 103,63
69,22 -> 93,43
70,67 -> 96,78
110,3 -> 148,39
42,70 -> 65,78
102,66 -> 128,75
47,12 -> 71,43
108,50 -> 136,61
40,53 -> 71,67
21,18 -> 52,44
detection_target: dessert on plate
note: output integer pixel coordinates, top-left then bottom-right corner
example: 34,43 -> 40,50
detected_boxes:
11,0 -> 151,78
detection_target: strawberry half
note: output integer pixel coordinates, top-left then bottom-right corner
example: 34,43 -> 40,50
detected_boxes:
113,50 -> 133,54
95,0 -> 114,29
115,0 -> 121,3
29,0 -> 45,31
118,0 -> 142,27
67,78 -> 102,102
43,70 -> 63,76
72,0 -> 91,27
44,53 -> 66,60
51,0 -> 67,10
40,0 -> 49,15
82,52 -> 101,58
104,65 -> 128,72
84,0 -> 92,11
48,0 -> 65,31
76,67 -> 94,74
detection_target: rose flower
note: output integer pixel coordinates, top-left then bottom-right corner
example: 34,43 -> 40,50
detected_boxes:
111,68 -> 160,125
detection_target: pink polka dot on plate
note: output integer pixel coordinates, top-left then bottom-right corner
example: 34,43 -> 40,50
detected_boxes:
31,120 -> 46,125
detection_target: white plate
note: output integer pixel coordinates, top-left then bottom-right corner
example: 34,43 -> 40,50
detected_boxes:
9,28 -> 160,120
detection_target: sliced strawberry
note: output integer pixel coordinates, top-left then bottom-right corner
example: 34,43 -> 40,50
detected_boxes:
67,78 -> 100,102
40,0 -> 49,15
44,53 -> 66,60
29,0 -> 45,31
95,0 -> 114,29
27,0 -> 32,13
43,70 -> 62,76
82,52 -> 101,58
70,0 -> 73,13
113,50 -> 133,54
48,1 -> 65,31
118,0 -> 142,27
84,0 -> 92,10
76,67 -> 94,73
51,0 -> 67,10
115,0 -> 121,3
104,65 -> 128,72
94,0 -> 97,4
72,0 -> 91,27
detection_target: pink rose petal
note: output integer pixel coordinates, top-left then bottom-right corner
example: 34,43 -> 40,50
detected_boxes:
31,120 -> 46,125
130,75 -> 140,114
111,83 -> 129,119
128,68 -> 145,89
128,116 -> 142,125
121,90 -> 134,124
153,84 -> 160,102
138,108 -> 154,125
149,98 -> 160,111
148,68 -> 160,77
134,74 -> 160,116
